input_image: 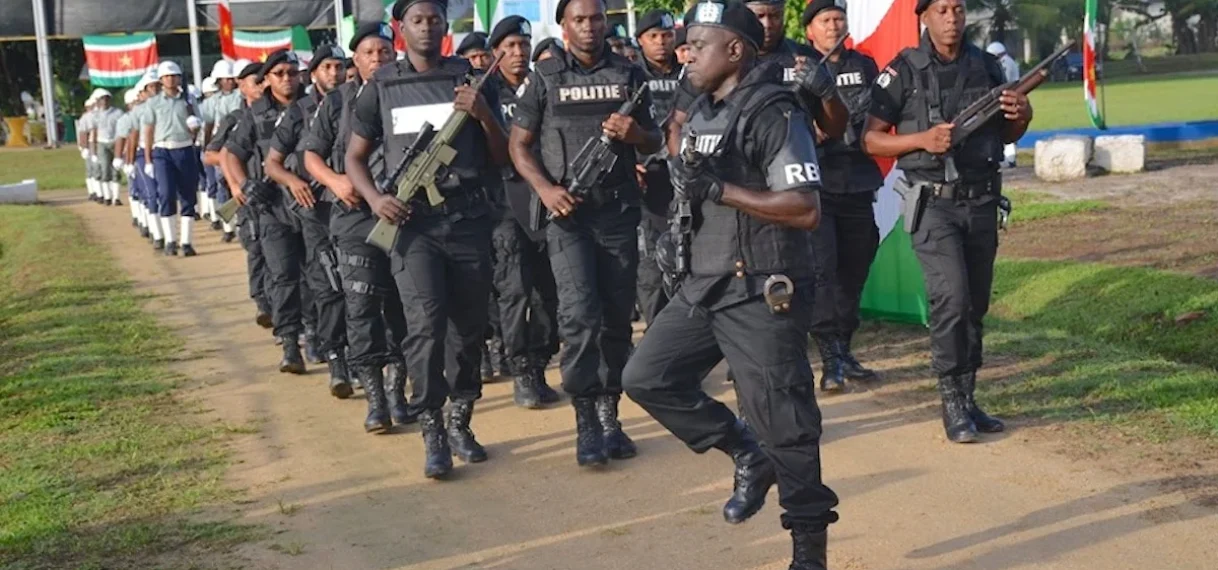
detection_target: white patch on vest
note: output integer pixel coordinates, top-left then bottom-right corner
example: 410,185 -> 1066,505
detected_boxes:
502,102 -> 516,119
516,77 -> 530,99
557,84 -> 624,102
837,72 -> 864,87
783,67 -> 798,83
783,162 -> 822,185
876,71 -> 893,89
391,103 -> 454,135
687,134 -> 721,154
647,78 -> 679,93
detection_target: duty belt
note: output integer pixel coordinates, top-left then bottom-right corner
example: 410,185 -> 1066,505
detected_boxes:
573,182 -> 632,211
408,188 -> 486,218
928,177 -> 999,201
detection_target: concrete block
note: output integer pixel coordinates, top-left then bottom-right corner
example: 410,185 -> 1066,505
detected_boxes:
0,179 -> 37,204
1034,135 -> 1092,181
1093,134 -> 1146,173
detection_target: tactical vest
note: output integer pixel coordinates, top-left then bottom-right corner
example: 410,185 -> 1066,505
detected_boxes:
535,54 -> 637,192
246,94 -> 288,181
283,94 -> 321,180
759,40 -> 809,86
684,78 -> 813,279
818,49 -> 884,194
373,57 -> 487,193
641,58 -> 681,122
895,39 -> 1005,182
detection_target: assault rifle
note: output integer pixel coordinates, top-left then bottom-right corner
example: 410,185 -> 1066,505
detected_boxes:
665,131 -> 701,294
535,84 -> 650,230
365,56 -> 501,253
939,40 -> 1074,181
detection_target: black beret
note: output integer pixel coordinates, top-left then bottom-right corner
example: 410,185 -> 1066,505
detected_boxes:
489,16 -> 532,48
555,0 -> 604,24
457,31 -> 488,55
238,62 -> 262,80
684,0 -> 765,50
308,44 -> 345,73
392,0 -> 448,21
916,0 -> 934,14
674,27 -> 687,48
635,10 -> 677,37
349,21 -> 395,52
258,49 -> 299,81
743,0 -> 782,5
801,0 -> 845,27
532,37 -> 563,62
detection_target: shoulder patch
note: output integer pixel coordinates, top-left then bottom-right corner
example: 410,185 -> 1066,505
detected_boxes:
516,76 -> 529,99
876,69 -> 893,89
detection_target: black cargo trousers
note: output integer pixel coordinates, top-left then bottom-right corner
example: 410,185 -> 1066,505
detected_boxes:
288,200 -> 347,356
492,212 -> 559,373
329,201 -> 407,368
807,192 -> 880,342
237,204 -> 272,315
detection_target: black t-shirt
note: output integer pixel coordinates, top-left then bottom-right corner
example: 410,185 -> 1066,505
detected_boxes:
299,85 -> 348,161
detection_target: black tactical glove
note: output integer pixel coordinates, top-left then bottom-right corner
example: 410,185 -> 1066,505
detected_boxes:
795,60 -> 838,101
668,156 -> 723,204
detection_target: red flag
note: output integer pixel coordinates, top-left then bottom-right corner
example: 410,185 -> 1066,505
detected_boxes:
218,0 -> 236,60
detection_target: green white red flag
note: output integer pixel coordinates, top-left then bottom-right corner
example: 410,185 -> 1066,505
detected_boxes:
232,29 -> 293,62
82,33 -> 158,88
1084,0 -> 1106,129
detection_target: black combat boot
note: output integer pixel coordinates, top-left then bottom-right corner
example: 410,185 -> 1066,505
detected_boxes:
254,297 -> 273,329
222,231 -> 236,243
937,375 -> 979,443
572,397 -> 608,467
513,358 -> 543,409
532,356 -> 561,404
715,420 -> 777,524
302,329 -> 324,365
210,219 -> 222,231
480,344 -> 495,381
489,337 -> 508,377
385,362 -> 417,426
960,372 -> 1004,433
788,525 -> 828,570
813,335 -> 846,392
140,226 -> 151,239
838,334 -> 878,381
327,351 -> 353,399
357,365 -> 391,433
597,394 -> 637,460
278,336 -> 306,374
418,409 -> 453,479
446,399 -> 488,463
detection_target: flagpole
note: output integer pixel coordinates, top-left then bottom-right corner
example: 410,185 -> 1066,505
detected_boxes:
188,0 -> 204,87
31,0 -> 57,147
332,0 -> 344,45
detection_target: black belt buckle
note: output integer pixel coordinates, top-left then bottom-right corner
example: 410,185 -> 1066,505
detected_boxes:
763,274 -> 794,315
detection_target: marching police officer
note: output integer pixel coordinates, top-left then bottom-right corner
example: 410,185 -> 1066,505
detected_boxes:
456,31 -> 493,71
346,0 -> 509,479
142,60 -> 204,257
487,15 -> 562,409
266,44 -> 352,397
508,0 -> 662,468
633,9 -> 681,325
863,0 -> 1032,443
623,3 -> 838,568
302,22 -> 415,433
532,37 -> 563,63
223,50 -> 310,374
801,0 -> 884,390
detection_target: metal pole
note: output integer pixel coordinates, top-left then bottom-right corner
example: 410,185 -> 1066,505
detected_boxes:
625,0 -> 636,37
332,0 -> 345,46
31,0 -> 57,147
188,0 -> 204,87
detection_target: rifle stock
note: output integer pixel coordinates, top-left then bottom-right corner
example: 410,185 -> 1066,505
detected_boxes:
217,196 -> 241,223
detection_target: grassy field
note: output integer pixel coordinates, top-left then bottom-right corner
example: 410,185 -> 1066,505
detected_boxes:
1028,74 -> 1218,131
0,148 -> 90,191
0,205 -> 254,569
1005,190 -> 1109,222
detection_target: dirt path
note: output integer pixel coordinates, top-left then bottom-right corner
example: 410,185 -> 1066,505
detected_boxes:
55,191 -> 1218,570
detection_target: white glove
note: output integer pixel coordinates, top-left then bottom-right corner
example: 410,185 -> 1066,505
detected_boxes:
186,115 -> 203,130
124,164 -> 135,178
144,163 -> 156,179
112,158 -> 125,170
80,148 -> 89,160
90,153 -> 100,164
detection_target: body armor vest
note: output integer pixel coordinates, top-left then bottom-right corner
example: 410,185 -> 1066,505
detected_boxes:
534,53 -> 637,191
246,93 -> 288,180
895,37 -> 1005,183
373,57 -> 488,193
641,58 -> 681,122
684,71 -> 813,279
818,49 -> 883,194
331,82 -> 359,175
760,39 -> 811,86
283,93 -> 322,180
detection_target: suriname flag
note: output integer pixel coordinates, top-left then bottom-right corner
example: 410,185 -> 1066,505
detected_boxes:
82,33 -> 159,88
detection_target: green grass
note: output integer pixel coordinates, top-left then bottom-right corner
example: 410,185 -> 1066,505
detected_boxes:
977,258 -> 1218,436
1028,74 -> 1218,131
0,148 -> 90,190
0,205 -> 256,569
1102,52 -> 1218,79
1005,190 -> 1108,222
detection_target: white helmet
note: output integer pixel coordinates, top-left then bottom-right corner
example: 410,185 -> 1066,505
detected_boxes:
157,60 -> 183,78
210,59 -> 236,79
201,76 -> 218,95
123,89 -> 139,105
986,41 -> 1007,56
89,87 -> 112,101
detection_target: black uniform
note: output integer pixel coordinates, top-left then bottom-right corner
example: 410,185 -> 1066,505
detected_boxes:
225,91 -> 306,344
807,48 -> 884,375
301,80 -> 408,372
493,71 -> 560,383
870,32 -> 1009,439
514,49 -> 658,400
623,62 -> 839,531
635,56 -> 682,325
209,110 -> 272,320
351,56 -> 502,413
272,90 -> 348,359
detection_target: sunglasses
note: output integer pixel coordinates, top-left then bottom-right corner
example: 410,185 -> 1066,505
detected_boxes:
268,68 -> 301,78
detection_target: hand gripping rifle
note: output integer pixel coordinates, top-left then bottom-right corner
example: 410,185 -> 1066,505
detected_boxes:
664,131 -> 701,294
939,41 -> 1074,182
541,84 -> 651,225
365,56 -> 502,253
